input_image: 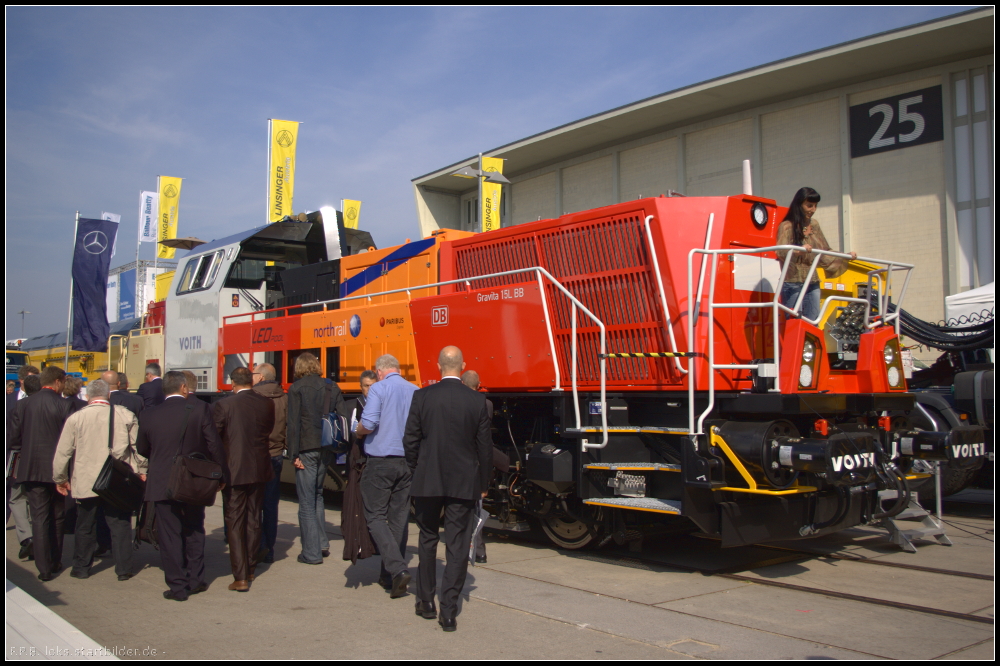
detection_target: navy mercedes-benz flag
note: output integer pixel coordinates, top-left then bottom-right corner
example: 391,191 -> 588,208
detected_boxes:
71,217 -> 119,352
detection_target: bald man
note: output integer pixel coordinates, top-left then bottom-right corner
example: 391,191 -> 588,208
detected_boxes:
404,346 -> 492,631
104,371 -> 144,417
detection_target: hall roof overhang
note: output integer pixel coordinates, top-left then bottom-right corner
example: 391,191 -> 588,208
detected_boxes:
413,8 -> 993,194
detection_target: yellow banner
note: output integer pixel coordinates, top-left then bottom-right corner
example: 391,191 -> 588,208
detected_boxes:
481,157 -> 504,233
269,119 -> 299,223
343,199 -> 361,229
156,176 -> 182,259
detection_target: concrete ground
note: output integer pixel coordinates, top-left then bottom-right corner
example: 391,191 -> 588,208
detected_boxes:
5,489 -> 994,660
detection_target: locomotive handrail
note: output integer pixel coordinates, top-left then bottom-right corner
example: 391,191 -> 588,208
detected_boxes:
222,266 -> 610,450
643,215 -> 688,375
687,244 -> 913,435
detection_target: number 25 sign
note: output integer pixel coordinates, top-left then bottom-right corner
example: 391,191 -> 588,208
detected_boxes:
849,85 -> 943,158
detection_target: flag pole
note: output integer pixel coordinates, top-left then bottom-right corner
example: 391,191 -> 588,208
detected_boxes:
478,153 -> 483,233
153,177 -> 159,276
136,191 -> 142,318
267,119 -> 272,225
64,211 -> 80,369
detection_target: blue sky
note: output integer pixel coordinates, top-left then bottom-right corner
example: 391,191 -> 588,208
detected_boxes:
5,6 -> 972,340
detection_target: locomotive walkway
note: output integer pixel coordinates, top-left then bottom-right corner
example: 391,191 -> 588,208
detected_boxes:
5,490 -> 993,660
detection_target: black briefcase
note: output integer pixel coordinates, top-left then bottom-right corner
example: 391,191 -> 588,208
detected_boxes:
166,452 -> 223,506
91,402 -> 145,514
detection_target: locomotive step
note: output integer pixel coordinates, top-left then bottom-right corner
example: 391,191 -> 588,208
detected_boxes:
564,426 -> 691,436
582,497 -> 682,515
584,462 -> 682,472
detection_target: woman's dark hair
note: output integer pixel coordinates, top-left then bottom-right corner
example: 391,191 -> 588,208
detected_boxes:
783,187 -> 821,246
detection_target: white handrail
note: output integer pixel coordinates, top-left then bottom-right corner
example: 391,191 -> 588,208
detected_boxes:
687,244 -> 914,435
643,215 -> 688,375
232,265 -> 609,449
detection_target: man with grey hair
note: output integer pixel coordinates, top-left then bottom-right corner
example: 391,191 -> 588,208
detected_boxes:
53,379 -> 145,580
137,363 -> 164,407
355,354 -> 418,598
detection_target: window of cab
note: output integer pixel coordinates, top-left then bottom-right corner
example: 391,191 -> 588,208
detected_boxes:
176,250 -> 226,294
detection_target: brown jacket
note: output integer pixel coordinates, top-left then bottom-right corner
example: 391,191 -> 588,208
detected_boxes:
212,389 -> 275,486
775,218 -> 847,283
252,381 -> 287,457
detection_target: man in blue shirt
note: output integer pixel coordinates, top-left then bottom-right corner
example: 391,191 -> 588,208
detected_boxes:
355,354 -> 418,598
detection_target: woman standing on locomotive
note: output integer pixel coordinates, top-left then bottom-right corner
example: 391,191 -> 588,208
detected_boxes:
776,187 -> 856,321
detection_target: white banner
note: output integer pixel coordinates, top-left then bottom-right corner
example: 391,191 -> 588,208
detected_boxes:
101,212 -> 120,259
138,191 -> 159,243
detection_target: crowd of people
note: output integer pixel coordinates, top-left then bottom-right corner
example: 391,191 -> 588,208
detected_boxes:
6,345 -> 494,632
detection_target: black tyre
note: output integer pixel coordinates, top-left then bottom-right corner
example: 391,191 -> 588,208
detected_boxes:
909,461 -> 983,505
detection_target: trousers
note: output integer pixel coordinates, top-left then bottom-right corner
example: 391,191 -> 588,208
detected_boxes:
73,497 -> 133,577
261,455 -> 284,557
223,482 -> 265,581
413,496 -> 475,619
295,449 -> 332,563
154,501 -> 206,595
24,482 -> 65,577
360,457 -> 411,580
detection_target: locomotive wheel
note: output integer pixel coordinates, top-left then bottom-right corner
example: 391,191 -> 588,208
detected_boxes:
539,516 -> 596,550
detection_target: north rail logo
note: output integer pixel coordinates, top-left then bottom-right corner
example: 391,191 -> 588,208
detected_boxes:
163,184 -> 178,198
276,130 -> 294,148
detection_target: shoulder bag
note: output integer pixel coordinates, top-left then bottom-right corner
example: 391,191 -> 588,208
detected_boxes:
92,403 -> 146,514
165,404 -> 224,506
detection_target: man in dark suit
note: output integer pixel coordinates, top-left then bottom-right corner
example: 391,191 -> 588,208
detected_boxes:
6,365 -> 39,560
6,365 -> 39,413
213,367 -> 275,591
136,371 -> 229,601
7,366 -> 78,581
403,346 -> 492,632
136,363 -> 165,408
103,370 -> 143,417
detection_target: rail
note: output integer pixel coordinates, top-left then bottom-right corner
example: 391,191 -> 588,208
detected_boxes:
221,266 -> 611,450
686,244 -> 914,435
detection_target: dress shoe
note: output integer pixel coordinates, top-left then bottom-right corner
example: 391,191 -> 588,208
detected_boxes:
297,554 -> 322,565
70,569 -> 90,580
475,555 -> 487,564
117,574 -> 132,582
389,571 -> 411,599
37,573 -> 55,582
263,553 -> 275,564
163,590 -> 188,601
18,539 -> 32,561
438,616 -> 457,632
378,576 -> 392,591
228,580 -> 250,592
321,549 -> 331,558
189,583 -> 208,595
415,600 -> 437,619
253,546 -> 270,565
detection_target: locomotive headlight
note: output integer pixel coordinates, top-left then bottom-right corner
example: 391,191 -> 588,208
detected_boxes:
887,366 -> 902,387
883,343 -> 896,365
802,340 -> 816,364
751,203 -> 768,229
799,364 -> 813,387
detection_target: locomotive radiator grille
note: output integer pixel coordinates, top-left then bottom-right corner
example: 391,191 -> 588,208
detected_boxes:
453,213 -> 678,384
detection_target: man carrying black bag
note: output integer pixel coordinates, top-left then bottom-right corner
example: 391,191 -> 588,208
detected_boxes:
53,379 -> 146,581
137,371 -> 229,601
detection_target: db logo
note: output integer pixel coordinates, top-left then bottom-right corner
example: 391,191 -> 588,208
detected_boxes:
431,306 -> 449,326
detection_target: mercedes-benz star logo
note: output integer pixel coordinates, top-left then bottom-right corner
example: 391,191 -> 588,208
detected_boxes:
276,130 -> 294,148
82,231 -> 108,255
163,184 -> 179,198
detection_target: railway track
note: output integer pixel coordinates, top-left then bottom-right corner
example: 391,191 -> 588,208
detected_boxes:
587,547 -> 993,626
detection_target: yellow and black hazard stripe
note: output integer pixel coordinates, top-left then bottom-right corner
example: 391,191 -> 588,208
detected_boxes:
599,352 -> 693,358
